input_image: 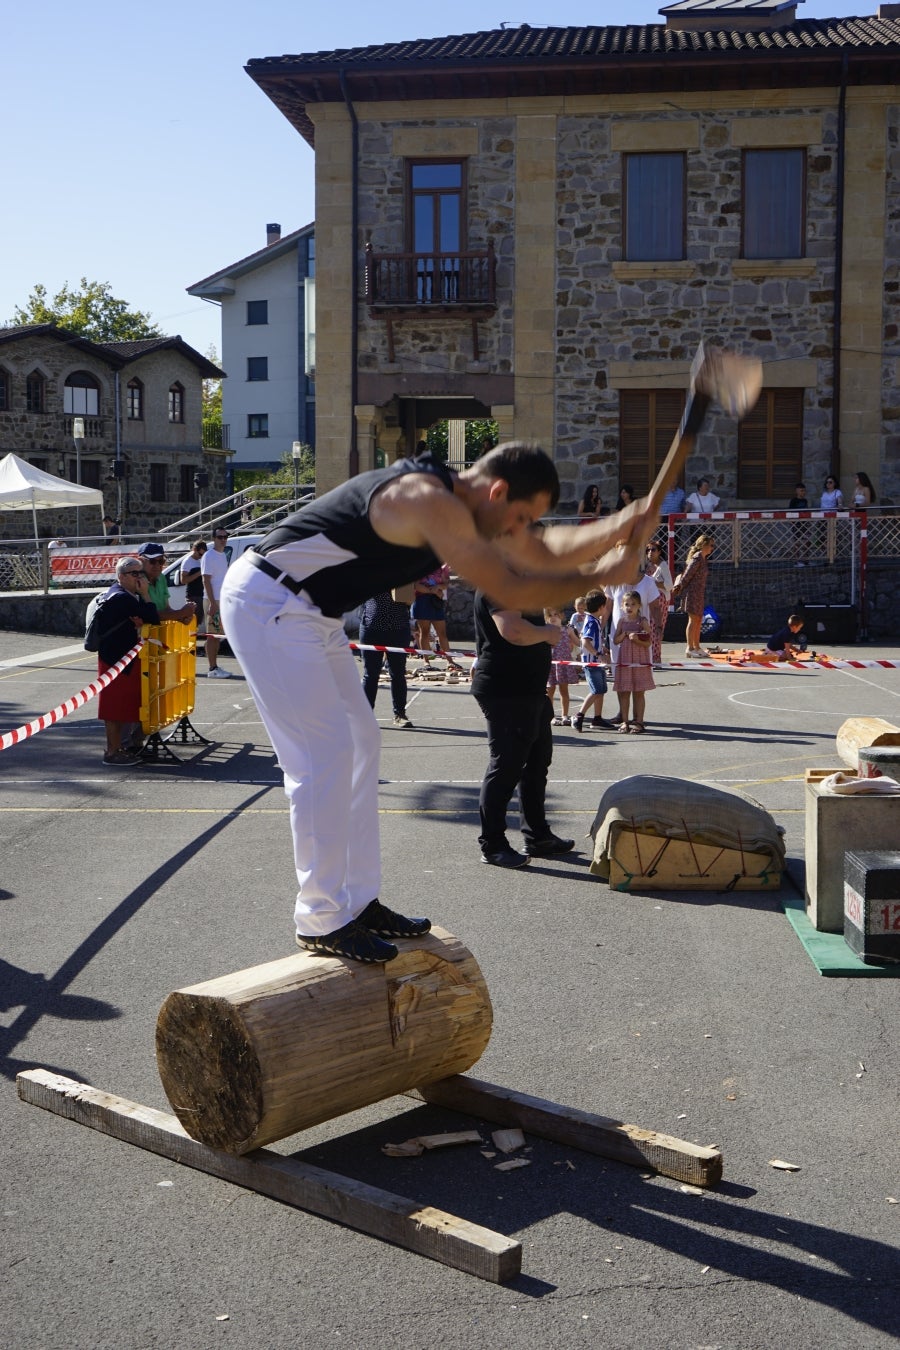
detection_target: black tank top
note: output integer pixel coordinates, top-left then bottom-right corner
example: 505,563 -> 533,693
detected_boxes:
257,456 -> 455,617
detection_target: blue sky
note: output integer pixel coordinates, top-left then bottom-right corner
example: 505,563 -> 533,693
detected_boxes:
1,0 -> 870,364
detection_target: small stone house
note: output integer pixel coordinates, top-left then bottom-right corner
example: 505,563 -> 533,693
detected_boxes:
246,0 -> 900,510
0,324 -> 227,539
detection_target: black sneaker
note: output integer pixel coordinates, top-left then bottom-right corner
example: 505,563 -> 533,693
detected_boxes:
358,898 -> 431,939
591,718 -> 616,729
481,846 -> 531,869
571,713 -> 584,733
526,834 -> 576,857
296,919 -> 398,964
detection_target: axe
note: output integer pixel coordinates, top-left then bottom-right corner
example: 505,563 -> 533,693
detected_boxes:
646,342 -> 763,513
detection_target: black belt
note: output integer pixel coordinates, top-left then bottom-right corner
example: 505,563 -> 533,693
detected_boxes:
246,549 -> 304,595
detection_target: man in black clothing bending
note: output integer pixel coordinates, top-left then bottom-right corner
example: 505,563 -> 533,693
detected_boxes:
472,589 -> 575,868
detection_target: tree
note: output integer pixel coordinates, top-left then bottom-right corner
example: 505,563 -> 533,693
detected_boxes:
11,278 -> 162,342
202,344 -> 224,449
234,448 -> 316,505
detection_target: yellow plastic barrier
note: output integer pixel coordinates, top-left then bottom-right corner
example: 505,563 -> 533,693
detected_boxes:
139,620 -> 197,736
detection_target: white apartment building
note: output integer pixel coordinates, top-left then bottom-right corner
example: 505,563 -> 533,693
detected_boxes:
187,223 -> 315,474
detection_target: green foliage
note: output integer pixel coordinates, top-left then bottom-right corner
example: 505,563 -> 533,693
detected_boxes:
233,447 -> 316,506
12,278 -> 162,342
424,418 -> 499,464
202,344 -> 222,427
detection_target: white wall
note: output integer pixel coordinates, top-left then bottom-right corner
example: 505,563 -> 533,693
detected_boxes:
221,247 -> 302,468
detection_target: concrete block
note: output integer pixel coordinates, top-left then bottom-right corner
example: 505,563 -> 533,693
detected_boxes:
804,769 -> 900,931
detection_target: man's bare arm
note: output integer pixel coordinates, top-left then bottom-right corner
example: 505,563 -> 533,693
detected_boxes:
493,611 -> 561,647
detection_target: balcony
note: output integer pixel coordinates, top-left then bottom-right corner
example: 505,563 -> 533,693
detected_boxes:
63,415 -> 105,439
364,242 -> 496,313
202,421 -> 230,450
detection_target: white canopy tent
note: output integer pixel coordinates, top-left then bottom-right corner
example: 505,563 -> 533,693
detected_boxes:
0,452 -> 104,545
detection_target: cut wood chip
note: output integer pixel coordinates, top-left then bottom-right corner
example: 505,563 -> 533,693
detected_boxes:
382,1140 -> 424,1157
494,1157 -> 531,1172
491,1128 -> 526,1154
679,1184 -> 704,1195
418,1130 -> 483,1150
768,1159 -> 801,1171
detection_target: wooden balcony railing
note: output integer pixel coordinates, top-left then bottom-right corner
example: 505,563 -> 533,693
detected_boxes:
365,242 -> 496,310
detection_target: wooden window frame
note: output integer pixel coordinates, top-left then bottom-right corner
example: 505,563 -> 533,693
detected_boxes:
26,370 -> 45,413
64,370 -> 101,416
405,159 -> 468,255
0,368 -> 10,412
623,152 -> 686,262
168,382 -> 185,424
619,389 -> 687,494
126,378 -> 144,421
179,464 -> 197,501
737,387 -> 804,498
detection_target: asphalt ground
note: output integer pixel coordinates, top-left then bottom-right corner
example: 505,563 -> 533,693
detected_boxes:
1,629 -> 898,1350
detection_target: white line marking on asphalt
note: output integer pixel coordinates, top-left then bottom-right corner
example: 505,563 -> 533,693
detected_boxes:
0,643 -> 85,670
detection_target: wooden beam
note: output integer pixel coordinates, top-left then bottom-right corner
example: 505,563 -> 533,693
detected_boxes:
17,1069 -> 521,1284
412,1076 -> 723,1189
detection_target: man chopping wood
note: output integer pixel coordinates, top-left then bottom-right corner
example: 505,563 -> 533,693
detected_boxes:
220,443 -> 656,964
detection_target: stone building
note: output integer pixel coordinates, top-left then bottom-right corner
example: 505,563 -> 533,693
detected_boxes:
0,325 -> 227,538
245,0 -> 900,511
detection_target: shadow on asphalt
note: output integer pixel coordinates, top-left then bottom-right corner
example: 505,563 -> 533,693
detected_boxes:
0,785 -> 272,1083
295,1102 -> 898,1333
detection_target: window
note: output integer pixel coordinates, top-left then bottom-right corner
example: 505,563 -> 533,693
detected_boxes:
150,463 -> 168,501
168,382 -> 184,423
0,368 -> 9,411
247,357 -> 268,381
64,370 -> 100,415
29,457 -> 49,473
80,461 -> 102,490
26,370 -> 45,413
247,300 -> 268,325
180,464 -> 197,501
624,153 -> 685,261
247,414 -> 269,438
127,378 -> 144,420
743,149 -> 805,259
408,160 -> 465,301
738,388 -> 803,498
619,389 -> 686,492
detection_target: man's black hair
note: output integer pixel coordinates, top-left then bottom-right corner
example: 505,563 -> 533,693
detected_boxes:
476,441 -> 560,510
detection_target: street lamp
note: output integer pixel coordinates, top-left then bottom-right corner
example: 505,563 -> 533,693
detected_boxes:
72,417 -> 85,540
292,441 -> 304,501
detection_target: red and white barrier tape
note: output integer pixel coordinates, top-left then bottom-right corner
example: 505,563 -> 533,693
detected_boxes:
0,641 -> 144,752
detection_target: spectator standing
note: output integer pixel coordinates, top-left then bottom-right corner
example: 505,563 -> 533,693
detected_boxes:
202,529 -> 233,678
614,484 -> 635,512
571,589 -> 612,733
472,589 -> 575,867
544,607 -> 579,724
788,483 -> 811,566
820,475 -> 844,509
412,562 -> 461,672
660,483 -> 686,515
359,591 -> 414,728
673,532 -> 716,657
177,540 -> 207,638
685,478 -> 721,513
94,556 -> 160,765
852,472 -> 876,508
612,590 -> 655,734
102,515 -> 121,543
606,564 -> 662,679
137,543 -> 196,624
645,539 -> 673,667
577,484 -> 603,519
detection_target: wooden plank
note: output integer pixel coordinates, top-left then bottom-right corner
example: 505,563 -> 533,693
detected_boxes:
16,1069 -> 521,1284
412,1075 -> 723,1188
608,833 -> 781,892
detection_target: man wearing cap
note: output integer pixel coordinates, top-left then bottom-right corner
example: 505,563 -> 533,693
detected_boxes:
137,543 -> 196,624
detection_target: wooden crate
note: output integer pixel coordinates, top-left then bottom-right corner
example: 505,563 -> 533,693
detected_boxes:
607,827 -> 782,892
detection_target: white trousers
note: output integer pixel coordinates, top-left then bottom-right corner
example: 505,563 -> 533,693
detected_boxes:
220,554 -> 382,936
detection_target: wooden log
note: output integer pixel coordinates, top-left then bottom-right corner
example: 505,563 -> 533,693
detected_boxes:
16,1070 -> 521,1283
155,927 -> 492,1154
411,1076 -> 723,1188
836,717 -> 900,769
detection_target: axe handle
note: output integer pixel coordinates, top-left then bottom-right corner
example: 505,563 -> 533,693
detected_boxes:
645,389 -> 711,515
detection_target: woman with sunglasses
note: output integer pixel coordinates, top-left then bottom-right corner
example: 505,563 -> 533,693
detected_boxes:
645,539 -> 673,667
94,556 -> 160,765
